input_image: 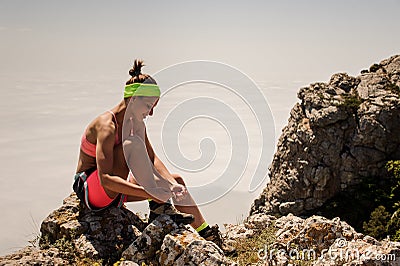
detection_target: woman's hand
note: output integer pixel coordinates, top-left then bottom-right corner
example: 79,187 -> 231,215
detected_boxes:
170,183 -> 188,202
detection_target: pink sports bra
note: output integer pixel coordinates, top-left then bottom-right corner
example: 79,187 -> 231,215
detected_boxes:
80,111 -> 120,157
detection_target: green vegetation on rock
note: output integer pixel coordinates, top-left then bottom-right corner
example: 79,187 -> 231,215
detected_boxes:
387,82 -> 400,95
363,206 -> 391,240
313,160 -> 400,241
338,93 -> 363,111
227,224 -> 277,265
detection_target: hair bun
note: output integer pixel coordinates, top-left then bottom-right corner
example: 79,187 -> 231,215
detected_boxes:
129,59 -> 144,77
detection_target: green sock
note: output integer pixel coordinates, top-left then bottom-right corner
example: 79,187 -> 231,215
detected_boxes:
196,222 -> 210,236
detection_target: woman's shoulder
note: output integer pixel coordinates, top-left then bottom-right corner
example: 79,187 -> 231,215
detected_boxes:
97,111 -> 117,129
86,112 -> 116,139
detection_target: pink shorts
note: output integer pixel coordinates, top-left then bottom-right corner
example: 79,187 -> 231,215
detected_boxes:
86,169 -> 129,208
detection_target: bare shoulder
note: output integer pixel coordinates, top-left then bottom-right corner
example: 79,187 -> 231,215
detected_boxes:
95,112 -> 116,140
96,113 -> 115,133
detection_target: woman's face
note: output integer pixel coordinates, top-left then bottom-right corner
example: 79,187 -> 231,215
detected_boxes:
131,96 -> 159,120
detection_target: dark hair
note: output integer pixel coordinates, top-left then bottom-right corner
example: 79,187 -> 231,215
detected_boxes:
126,59 -> 157,85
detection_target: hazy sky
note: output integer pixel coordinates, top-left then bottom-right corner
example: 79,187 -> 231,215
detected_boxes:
1,0 -> 399,83
0,0 -> 399,256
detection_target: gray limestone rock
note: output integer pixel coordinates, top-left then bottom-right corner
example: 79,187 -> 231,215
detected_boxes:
225,213 -> 400,266
251,55 -> 400,217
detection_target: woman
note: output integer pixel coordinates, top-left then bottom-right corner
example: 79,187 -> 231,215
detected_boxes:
74,60 -> 221,244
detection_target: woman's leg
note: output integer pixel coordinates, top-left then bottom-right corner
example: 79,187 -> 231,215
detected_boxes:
171,174 -> 223,247
171,174 -> 206,229
86,169 -> 116,208
125,173 -> 153,202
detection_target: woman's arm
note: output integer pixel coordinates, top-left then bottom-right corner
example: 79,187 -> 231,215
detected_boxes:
144,132 -> 188,200
123,135 -> 172,202
144,131 -> 178,185
95,118 -> 166,201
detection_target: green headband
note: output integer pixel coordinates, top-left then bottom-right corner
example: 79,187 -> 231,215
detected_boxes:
124,83 -> 161,98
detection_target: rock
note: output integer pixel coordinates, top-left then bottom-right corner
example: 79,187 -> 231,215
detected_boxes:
0,193 -> 147,265
0,247 -> 68,266
119,261 -> 140,266
159,228 -> 201,265
159,227 -> 235,266
1,192 -> 236,265
225,213 -> 400,266
1,193 -> 236,265
244,213 -> 276,229
110,259 -> 140,266
314,238 -> 400,265
251,55 -> 400,217
281,215 -> 363,253
174,240 -> 236,266
122,215 -> 236,265
39,193 -> 146,263
122,214 -> 180,263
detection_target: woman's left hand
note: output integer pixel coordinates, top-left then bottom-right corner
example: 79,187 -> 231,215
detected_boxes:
171,183 -> 188,202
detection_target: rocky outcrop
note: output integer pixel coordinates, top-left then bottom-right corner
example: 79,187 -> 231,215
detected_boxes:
225,213 -> 400,265
40,193 -> 146,262
0,193 -> 234,265
251,55 -> 400,216
3,195 -> 399,265
121,215 -> 231,265
0,247 -> 70,266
